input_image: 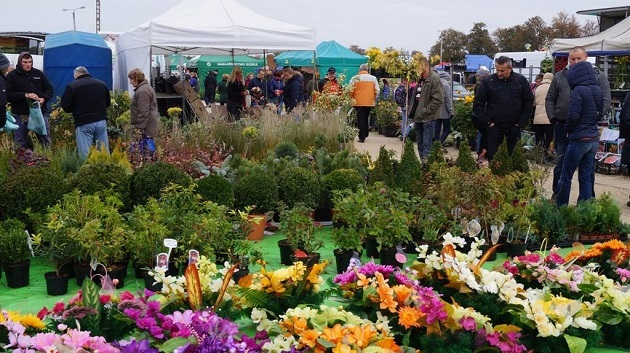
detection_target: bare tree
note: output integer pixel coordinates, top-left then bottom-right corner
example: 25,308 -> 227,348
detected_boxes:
348,44 -> 366,55
581,20 -> 599,36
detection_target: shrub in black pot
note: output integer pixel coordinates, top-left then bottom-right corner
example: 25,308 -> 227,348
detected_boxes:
234,168 -> 279,215
70,161 -> 131,204
128,162 -> 192,207
321,168 -> 365,209
196,173 -> 235,207
0,165 -> 68,226
277,166 -> 322,210
0,219 -> 31,288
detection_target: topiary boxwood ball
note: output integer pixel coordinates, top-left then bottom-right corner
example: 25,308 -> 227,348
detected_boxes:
128,162 -> 192,206
233,171 -> 279,214
71,161 -> 130,200
277,166 -> 322,210
196,174 -> 235,208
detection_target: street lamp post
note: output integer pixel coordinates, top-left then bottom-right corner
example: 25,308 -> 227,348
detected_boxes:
437,30 -> 443,70
62,6 -> 86,31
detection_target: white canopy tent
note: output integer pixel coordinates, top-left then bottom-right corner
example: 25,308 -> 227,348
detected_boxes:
551,16 -> 630,56
115,0 -> 316,91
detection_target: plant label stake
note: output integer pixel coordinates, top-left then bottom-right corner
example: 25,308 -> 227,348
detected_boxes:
188,249 -> 199,265
156,253 -> 168,271
25,230 -> 34,257
90,257 -> 99,271
164,238 -> 178,262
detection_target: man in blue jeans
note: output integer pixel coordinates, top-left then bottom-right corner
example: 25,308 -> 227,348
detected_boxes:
555,61 -> 603,206
61,66 -> 111,159
546,46 -> 610,199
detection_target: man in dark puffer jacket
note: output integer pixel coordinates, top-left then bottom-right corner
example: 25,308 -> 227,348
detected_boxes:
556,61 -> 603,206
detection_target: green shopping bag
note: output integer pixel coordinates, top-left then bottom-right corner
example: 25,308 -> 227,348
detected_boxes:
27,101 -> 47,135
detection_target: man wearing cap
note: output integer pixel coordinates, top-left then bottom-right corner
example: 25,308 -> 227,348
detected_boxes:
318,67 -> 341,93
6,52 -> 53,149
349,64 -> 379,143
0,54 -> 11,129
60,66 -> 111,160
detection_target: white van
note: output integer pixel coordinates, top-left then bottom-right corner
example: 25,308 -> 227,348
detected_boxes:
493,51 -> 596,82
0,53 -> 44,71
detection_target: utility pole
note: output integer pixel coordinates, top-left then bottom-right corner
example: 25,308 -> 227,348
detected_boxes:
96,0 -> 101,33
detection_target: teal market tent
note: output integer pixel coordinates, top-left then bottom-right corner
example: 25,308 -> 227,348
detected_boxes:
275,40 -> 367,82
43,31 -> 112,101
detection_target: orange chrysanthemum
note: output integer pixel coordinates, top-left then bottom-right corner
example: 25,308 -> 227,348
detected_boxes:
398,306 -> 424,329
595,239 -> 626,251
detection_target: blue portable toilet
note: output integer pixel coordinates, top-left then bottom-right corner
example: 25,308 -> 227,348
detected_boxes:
44,31 -> 112,102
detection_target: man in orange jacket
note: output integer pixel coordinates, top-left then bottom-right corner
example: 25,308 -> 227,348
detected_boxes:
350,64 -> 379,143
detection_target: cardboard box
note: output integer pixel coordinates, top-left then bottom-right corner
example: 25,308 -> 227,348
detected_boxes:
172,81 -> 200,103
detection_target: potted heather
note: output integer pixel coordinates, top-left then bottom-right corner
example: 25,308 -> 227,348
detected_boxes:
0,219 -> 32,288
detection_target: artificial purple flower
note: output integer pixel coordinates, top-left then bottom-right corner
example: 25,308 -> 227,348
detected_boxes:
460,317 -> 477,331
114,338 -> 159,353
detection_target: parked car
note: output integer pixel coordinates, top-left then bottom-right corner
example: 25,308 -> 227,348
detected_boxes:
452,81 -> 472,101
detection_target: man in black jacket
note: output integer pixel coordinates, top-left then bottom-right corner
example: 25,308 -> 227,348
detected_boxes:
60,66 -> 110,159
203,70 -> 217,105
6,52 -> 53,149
473,56 -> 534,160
0,54 -> 10,129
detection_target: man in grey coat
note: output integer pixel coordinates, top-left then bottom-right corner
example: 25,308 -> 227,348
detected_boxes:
546,46 -> 611,199
435,71 -> 453,145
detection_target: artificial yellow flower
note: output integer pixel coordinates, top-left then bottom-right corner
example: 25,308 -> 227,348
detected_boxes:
398,306 -> 423,329
19,313 -> 46,330
290,262 -> 306,282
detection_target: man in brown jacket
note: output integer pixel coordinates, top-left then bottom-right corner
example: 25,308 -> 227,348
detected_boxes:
408,56 -> 444,160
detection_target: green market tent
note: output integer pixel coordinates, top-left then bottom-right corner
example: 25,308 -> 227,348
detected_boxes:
170,55 -> 265,95
275,40 -> 367,82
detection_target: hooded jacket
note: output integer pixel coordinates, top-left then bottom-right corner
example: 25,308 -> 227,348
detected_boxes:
283,73 -> 304,111
130,79 -> 160,138
533,72 -> 553,125
545,64 -> 610,125
350,70 -> 379,107
6,52 -> 54,115
60,74 -> 110,127
565,61 -> 603,141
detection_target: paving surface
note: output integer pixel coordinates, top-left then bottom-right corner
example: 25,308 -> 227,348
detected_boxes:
353,133 -> 630,224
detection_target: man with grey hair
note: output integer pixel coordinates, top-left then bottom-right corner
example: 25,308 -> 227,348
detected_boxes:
473,56 -> 533,160
349,63 -> 379,142
60,66 -> 111,159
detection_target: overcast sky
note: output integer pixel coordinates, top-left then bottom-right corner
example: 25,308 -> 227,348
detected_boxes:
0,0 -> 628,53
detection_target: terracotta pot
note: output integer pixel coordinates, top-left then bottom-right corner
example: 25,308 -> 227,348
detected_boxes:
246,215 -> 266,241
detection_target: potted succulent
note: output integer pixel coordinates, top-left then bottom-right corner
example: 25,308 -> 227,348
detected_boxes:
280,203 -> 323,267
0,219 -> 31,289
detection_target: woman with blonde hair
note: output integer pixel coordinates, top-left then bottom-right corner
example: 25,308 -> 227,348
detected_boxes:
128,68 -> 159,162
226,66 -> 248,120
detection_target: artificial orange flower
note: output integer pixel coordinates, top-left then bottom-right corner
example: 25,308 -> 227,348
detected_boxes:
374,337 -> 402,352
300,329 -> 320,348
595,239 -> 626,251
322,323 -> 347,345
356,271 -> 369,288
347,324 -> 378,349
332,343 -> 356,353
398,306 -> 423,329
281,316 -> 308,335
611,248 -> 630,265
392,284 -> 412,305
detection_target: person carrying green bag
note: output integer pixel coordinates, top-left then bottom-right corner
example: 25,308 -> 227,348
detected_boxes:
6,52 -> 53,149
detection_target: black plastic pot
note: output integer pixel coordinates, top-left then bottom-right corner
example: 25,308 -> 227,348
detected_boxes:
73,264 -> 91,287
45,271 -> 69,296
290,252 -> 321,268
334,248 -> 355,274
4,260 -> 30,289
379,246 -> 403,268
506,243 -> 527,258
140,269 -> 163,292
479,244 -> 498,261
232,268 -> 250,283
278,239 -> 294,265
365,236 -> 379,258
